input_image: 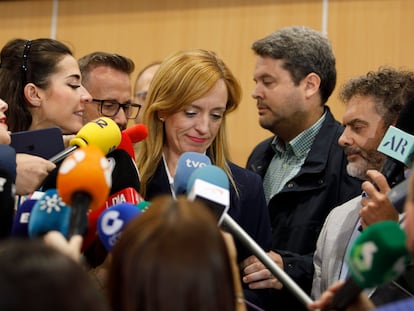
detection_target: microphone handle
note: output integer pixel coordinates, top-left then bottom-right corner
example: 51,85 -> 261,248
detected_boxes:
328,277 -> 361,311
49,145 -> 78,164
222,214 -> 314,308
67,191 -> 91,238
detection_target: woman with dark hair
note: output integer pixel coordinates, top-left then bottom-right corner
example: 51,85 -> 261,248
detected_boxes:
0,38 -> 92,194
0,38 -> 91,134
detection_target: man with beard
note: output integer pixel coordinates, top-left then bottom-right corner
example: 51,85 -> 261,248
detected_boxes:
311,67 -> 414,305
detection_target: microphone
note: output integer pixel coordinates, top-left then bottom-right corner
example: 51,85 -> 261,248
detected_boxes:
49,117 -> 121,163
186,164 -> 314,308
28,189 -> 71,238
82,148 -> 142,251
173,152 -> 211,195
0,145 -> 16,238
330,221 -> 410,311
187,165 -> 230,225
97,203 -> 141,251
57,145 -> 112,237
117,123 -> 148,159
11,199 -> 37,237
378,97 -> 414,187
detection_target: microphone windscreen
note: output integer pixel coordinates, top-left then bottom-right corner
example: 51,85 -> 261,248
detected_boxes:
174,152 -> 211,195
123,123 -> 148,143
11,199 -> 37,237
0,144 -> 16,181
70,117 -> 121,155
117,131 -> 135,159
186,164 -> 229,193
0,145 -> 16,237
57,145 -> 112,211
28,189 -> 71,238
97,203 -> 141,251
347,221 -> 410,288
186,165 -> 230,225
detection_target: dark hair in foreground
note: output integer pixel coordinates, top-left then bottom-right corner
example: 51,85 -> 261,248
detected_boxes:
108,195 -> 236,311
0,239 -> 108,311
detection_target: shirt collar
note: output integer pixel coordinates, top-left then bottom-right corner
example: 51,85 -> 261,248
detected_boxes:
271,109 -> 327,157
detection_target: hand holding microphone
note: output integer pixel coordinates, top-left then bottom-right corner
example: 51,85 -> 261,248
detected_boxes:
173,151 -> 211,195
49,117 -> 121,163
327,221 -> 410,311
57,145 -> 112,238
185,164 -> 314,308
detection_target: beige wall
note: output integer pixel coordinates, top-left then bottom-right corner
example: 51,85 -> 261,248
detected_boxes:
1,0 -> 413,166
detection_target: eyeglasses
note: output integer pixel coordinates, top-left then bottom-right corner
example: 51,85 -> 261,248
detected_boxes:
91,99 -> 142,119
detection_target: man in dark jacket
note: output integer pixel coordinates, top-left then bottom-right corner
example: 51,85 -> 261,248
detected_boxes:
241,26 -> 362,310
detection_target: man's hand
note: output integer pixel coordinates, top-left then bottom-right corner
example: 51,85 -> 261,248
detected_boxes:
360,170 -> 399,229
16,153 -> 55,195
307,280 -> 374,311
240,251 -> 284,289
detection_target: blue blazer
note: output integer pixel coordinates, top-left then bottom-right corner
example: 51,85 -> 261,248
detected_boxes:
146,160 -> 272,262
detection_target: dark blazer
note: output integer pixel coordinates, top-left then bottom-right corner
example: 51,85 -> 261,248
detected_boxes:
146,160 -> 273,262
247,107 -> 362,310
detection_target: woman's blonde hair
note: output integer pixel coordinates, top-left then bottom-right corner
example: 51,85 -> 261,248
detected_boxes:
137,49 -> 241,198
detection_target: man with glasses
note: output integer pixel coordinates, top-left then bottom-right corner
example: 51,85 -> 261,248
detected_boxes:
78,52 -> 140,130
77,52 -> 141,285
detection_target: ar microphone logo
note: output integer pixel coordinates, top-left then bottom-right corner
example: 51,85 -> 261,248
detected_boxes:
378,126 -> 414,166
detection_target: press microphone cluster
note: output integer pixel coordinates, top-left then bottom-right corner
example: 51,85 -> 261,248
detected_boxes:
175,152 -> 314,307
49,117 -> 121,164
97,203 -> 141,251
329,221 -> 410,311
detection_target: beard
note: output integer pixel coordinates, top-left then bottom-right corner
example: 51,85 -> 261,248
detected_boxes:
344,146 -> 386,180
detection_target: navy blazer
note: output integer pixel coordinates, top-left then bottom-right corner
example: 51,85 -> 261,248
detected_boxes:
146,160 -> 272,263
247,107 -> 362,310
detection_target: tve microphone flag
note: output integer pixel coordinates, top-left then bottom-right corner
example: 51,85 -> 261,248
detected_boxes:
49,117 -> 121,163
